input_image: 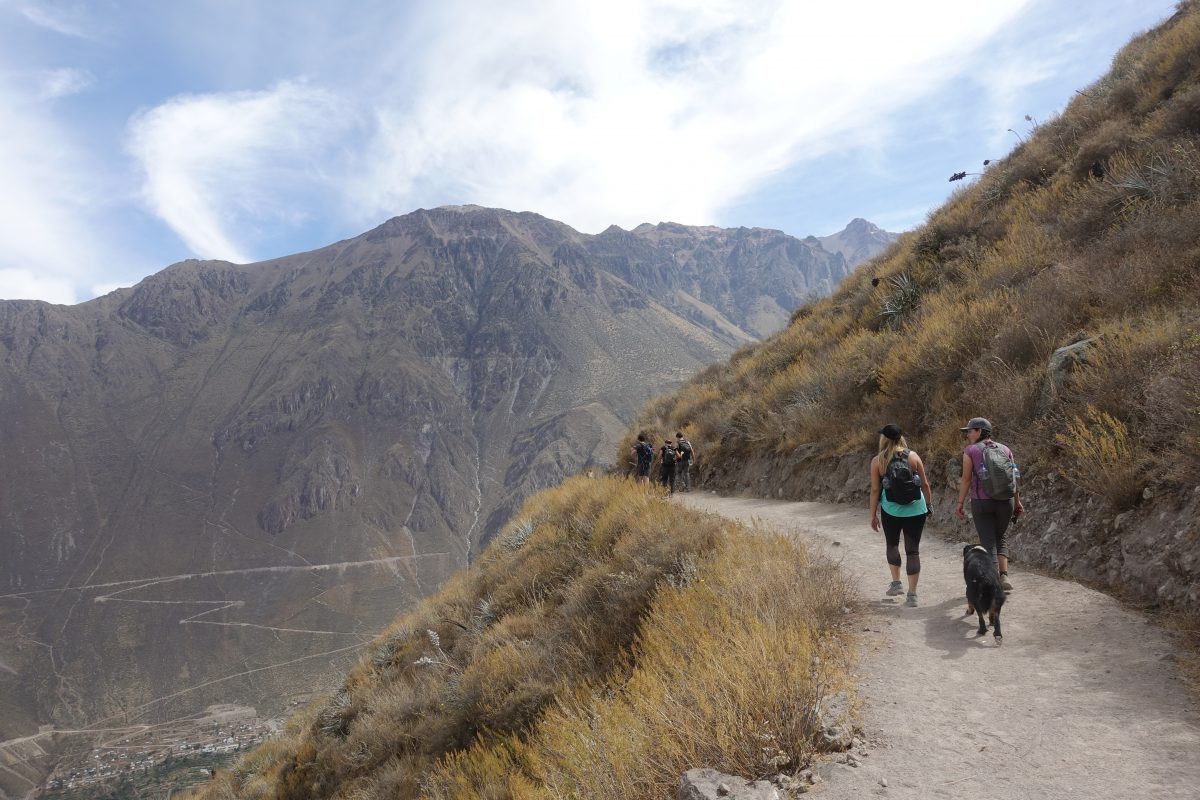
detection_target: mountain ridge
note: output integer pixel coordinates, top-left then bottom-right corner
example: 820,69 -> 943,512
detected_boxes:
0,206 -> 890,795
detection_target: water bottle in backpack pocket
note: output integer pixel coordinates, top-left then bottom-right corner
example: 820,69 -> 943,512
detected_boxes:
975,442 -> 1017,500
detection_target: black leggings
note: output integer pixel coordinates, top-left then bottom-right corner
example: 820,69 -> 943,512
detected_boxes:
660,464 -> 676,491
970,498 -> 1013,557
881,510 -> 926,576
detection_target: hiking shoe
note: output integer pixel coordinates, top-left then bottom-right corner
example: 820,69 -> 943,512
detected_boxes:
1000,573 -> 1014,592
885,580 -> 904,597
905,592 -> 918,608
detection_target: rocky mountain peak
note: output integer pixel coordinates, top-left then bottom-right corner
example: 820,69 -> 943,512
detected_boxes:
817,218 -> 900,267
844,217 -> 878,232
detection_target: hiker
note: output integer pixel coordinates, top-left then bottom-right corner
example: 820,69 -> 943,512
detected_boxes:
631,434 -> 654,484
955,417 -> 1024,591
659,437 -> 679,492
869,423 -> 931,607
674,432 -> 696,492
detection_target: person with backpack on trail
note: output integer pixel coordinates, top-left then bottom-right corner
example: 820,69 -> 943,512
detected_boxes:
659,438 -> 679,492
674,432 -> 696,492
869,424 -> 931,607
631,434 -> 654,484
955,417 -> 1024,592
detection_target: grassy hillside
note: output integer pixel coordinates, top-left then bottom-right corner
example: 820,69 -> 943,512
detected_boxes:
193,477 -> 855,799
629,3 -> 1200,585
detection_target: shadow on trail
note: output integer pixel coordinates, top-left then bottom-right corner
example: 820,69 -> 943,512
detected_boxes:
868,595 -> 999,661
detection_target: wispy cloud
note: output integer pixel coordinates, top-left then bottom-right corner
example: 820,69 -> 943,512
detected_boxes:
127,81 -> 350,263
0,76 -> 104,303
127,0 -> 1039,257
37,66 -> 95,99
5,0 -> 95,39
2,0 -> 1181,302
345,0 -> 1037,232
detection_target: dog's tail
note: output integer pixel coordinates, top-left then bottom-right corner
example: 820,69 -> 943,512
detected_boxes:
980,580 -> 1006,614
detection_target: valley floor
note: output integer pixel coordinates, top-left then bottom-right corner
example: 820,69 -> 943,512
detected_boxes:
678,494 -> 1200,799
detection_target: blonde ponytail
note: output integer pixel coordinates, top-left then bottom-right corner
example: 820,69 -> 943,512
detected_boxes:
878,434 -> 908,466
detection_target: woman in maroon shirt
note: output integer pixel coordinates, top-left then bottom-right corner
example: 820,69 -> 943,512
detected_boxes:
955,417 -> 1024,591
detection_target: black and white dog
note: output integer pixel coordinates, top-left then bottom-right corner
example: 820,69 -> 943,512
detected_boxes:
963,544 -> 1006,643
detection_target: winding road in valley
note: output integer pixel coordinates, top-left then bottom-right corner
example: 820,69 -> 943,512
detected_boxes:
679,494 -> 1200,800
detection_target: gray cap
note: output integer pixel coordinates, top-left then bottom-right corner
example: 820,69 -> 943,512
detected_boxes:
959,417 -> 993,432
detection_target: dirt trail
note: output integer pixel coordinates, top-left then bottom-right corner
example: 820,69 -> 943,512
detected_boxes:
679,494 -> 1200,800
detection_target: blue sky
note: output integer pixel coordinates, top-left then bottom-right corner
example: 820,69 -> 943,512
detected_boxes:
0,0 -> 1181,304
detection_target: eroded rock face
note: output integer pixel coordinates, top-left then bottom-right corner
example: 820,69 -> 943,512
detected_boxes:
0,207 -> 865,767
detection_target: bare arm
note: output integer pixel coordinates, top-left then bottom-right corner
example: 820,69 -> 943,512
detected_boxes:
956,451 -> 972,517
1013,459 -> 1025,516
869,457 -> 882,531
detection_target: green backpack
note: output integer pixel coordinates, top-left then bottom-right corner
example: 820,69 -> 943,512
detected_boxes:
976,442 -> 1017,500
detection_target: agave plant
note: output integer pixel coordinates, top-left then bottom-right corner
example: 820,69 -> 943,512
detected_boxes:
878,273 -> 922,328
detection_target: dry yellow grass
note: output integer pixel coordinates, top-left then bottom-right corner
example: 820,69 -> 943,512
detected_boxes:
191,477 -> 856,800
1055,406 -> 1143,508
627,0 -> 1200,511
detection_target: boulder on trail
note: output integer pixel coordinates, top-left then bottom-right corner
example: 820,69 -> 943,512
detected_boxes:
679,768 -> 781,800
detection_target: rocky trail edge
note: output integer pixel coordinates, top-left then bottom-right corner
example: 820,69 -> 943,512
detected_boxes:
678,494 -> 1200,800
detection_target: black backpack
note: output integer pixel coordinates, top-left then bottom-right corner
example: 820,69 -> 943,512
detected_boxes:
660,445 -> 677,466
677,439 -> 693,462
882,450 -> 921,504
635,442 -> 653,464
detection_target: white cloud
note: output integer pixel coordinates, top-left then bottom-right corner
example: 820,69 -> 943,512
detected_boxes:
5,0 -> 94,39
345,0 -> 1038,232
0,77 -> 108,304
37,66 -> 95,99
127,81 -> 349,262
9,0 -> 1173,303
0,268 -> 76,304
89,281 -> 127,298
123,0 -> 1040,257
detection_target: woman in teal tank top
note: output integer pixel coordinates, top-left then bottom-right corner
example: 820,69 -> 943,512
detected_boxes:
869,424 -> 932,607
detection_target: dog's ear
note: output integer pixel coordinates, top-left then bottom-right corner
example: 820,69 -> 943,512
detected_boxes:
962,543 -> 973,558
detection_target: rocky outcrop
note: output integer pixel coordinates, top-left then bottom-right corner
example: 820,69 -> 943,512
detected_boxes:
1039,333 -> 1097,412
118,261 -> 249,346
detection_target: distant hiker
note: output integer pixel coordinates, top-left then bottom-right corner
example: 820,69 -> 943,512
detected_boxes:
659,438 -> 679,492
955,417 -> 1023,592
674,432 -> 696,492
869,423 -> 931,607
631,434 -> 653,484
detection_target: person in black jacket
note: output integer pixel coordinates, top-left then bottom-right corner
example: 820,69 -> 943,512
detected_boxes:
675,432 -> 697,492
659,438 -> 679,492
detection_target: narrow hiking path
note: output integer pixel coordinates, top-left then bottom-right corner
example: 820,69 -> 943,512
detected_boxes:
678,493 -> 1200,800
